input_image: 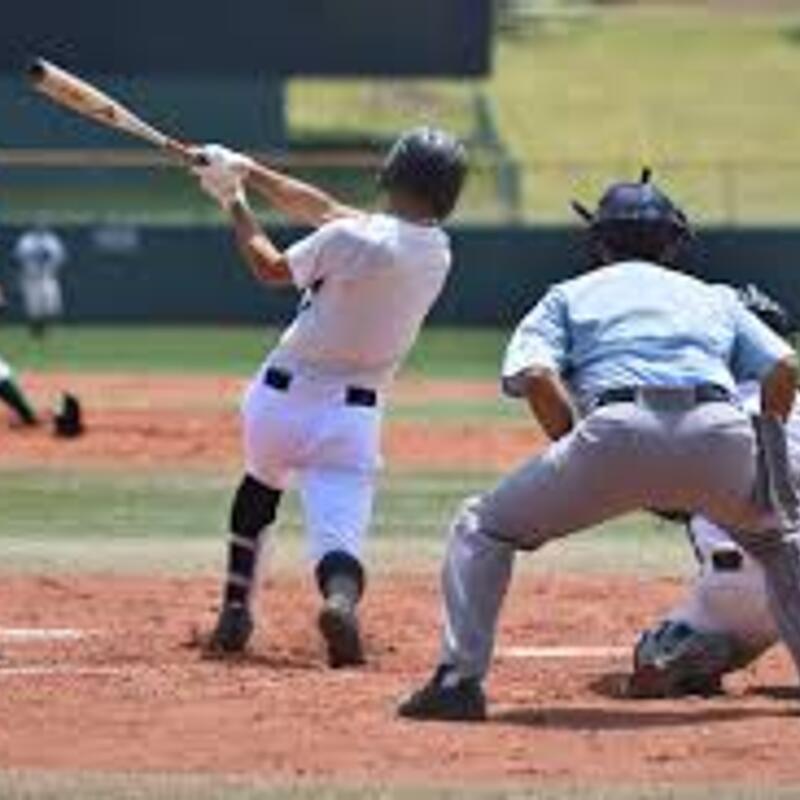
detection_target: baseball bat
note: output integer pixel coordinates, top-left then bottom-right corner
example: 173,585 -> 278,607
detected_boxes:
27,58 -> 201,166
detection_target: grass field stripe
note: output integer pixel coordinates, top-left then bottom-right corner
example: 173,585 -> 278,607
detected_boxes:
497,645 -> 628,659
0,628 -> 91,641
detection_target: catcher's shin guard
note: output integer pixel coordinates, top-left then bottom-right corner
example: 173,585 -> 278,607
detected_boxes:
316,551 -> 366,668
207,475 -> 281,654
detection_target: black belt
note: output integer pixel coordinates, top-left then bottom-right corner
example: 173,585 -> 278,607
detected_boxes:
595,384 -> 732,408
263,367 -> 377,408
711,548 -> 743,572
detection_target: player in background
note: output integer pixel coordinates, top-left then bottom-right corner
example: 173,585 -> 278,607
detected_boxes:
629,284 -> 800,697
0,281 -> 38,427
191,129 -> 467,667
13,224 -> 67,338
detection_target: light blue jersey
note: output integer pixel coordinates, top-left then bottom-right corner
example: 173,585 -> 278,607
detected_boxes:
502,261 -> 793,410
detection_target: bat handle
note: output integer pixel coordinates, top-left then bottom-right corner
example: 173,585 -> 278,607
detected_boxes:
164,138 -> 208,167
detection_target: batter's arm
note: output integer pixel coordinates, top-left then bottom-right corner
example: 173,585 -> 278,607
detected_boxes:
761,353 -> 799,422
518,367 -> 576,440
245,161 -> 362,228
229,199 -> 293,287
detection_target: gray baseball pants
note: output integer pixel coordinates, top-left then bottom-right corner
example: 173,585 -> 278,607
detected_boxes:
441,398 -> 800,682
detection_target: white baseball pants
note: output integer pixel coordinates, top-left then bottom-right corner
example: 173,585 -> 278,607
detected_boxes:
241,366 -> 382,562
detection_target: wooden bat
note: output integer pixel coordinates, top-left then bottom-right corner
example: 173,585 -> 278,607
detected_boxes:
27,58 -> 202,166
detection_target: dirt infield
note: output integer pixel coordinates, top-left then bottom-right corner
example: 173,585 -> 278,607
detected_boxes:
2,372 -> 540,471
3,371 -> 799,786
0,573 -> 796,784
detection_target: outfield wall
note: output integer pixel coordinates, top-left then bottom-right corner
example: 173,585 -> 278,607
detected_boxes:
0,224 -> 798,326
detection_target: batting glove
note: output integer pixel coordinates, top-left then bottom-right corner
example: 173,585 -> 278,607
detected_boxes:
199,143 -> 255,179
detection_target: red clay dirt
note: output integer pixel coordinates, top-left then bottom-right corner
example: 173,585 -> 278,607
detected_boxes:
1,372 -> 540,471
0,573 -> 797,784
2,372 -> 799,786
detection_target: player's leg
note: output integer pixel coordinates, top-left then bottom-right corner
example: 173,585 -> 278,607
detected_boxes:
298,467 -> 374,667
399,408 -> 645,721
206,474 -> 283,654
723,416 -> 800,681
206,375 -> 291,654
629,517 -> 778,698
0,358 -> 37,426
398,401 -> 768,721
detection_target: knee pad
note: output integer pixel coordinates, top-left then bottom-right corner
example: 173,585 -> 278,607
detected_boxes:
230,475 -> 282,538
315,550 -> 365,599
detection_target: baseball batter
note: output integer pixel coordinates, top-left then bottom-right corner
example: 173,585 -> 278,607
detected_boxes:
399,173 -> 800,721
629,285 -> 800,697
191,129 -> 467,667
13,225 -> 66,338
0,281 -> 38,427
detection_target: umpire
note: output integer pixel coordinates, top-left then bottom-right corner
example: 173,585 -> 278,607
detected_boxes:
399,172 -> 800,721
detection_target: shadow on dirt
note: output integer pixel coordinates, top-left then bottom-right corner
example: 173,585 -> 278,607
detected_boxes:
492,704 -> 793,730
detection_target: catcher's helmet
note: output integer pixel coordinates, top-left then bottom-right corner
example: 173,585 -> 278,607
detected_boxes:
738,283 -> 797,339
572,168 -> 692,265
378,127 -> 468,220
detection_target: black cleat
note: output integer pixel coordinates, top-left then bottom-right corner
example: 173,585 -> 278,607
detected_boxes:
318,596 -> 365,668
204,604 -> 253,656
398,666 -> 487,722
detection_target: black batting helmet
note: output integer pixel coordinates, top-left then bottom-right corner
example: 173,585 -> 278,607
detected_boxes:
378,127 -> 468,220
737,283 -> 797,339
572,168 -> 692,265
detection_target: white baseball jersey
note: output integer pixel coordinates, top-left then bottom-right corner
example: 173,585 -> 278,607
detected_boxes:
268,213 -> 451,388
243,212 -> 451,562
14,229 -> 66,284
14,228 -> 66,320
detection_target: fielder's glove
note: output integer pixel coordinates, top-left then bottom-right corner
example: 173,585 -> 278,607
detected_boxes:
192,144 -> 254,211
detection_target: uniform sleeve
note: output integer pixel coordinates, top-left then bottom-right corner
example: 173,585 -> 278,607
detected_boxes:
501,287 -> 570,398
729,292 -> 794,382
284,222 -> 341,290
284,218 -> 380,290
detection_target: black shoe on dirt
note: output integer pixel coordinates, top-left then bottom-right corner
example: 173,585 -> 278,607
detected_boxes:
204,604 -> 253,656
318,596 -> 365,668
397,665 -> 487,722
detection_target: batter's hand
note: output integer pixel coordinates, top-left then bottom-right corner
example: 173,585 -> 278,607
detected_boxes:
193,157 -> 247,212
195,143 -> 255,179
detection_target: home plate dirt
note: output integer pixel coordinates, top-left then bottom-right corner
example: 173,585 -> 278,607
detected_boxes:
0,572 -> 797,785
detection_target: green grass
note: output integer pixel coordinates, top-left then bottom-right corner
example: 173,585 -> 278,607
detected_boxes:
291,6 -> 800,223
1,772 -> 798,800
0,465 -> 688,576
2,324 -> 507,379
7,7 -> 800,224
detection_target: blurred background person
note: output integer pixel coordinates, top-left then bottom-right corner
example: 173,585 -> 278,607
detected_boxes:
13,223 -> 67,338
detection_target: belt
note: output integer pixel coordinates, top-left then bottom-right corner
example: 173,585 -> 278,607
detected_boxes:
595,384 -> 732,408
710,548 -> 743,572
263,367 -> 378,408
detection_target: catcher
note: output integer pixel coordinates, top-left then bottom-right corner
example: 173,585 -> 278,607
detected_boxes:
629,284 -> 800,698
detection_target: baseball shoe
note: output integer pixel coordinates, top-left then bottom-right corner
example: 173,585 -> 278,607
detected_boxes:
203,604 -> 253,656
318,595 -> 365,668
397,665 -> 487,722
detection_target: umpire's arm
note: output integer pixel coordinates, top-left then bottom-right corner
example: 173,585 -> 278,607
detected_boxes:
502,288 -> 576,441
